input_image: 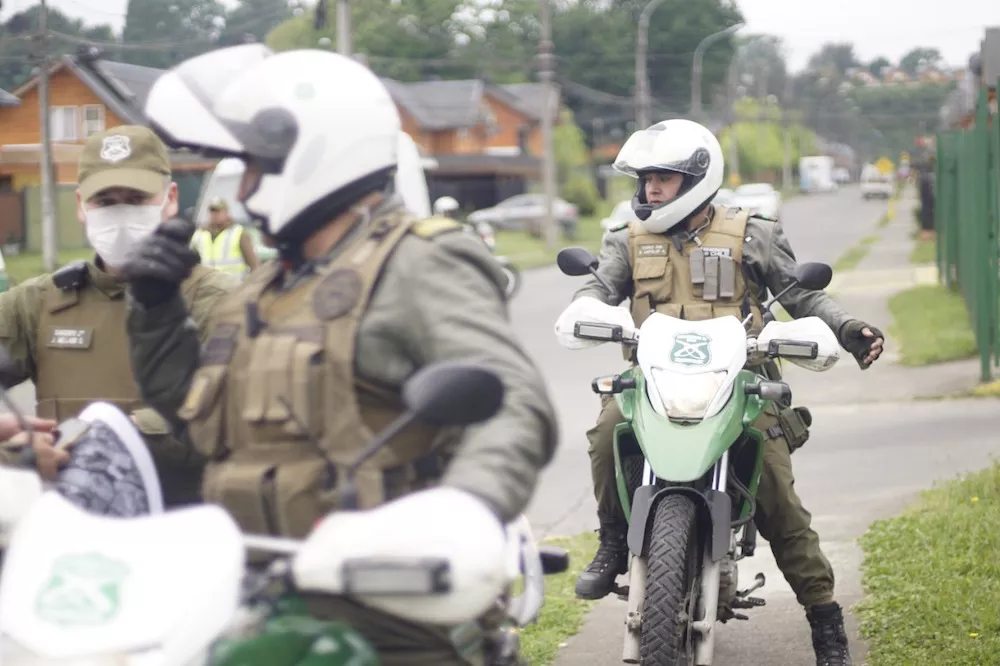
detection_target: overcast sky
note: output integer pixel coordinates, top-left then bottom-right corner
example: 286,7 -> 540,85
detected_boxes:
5,0 -> 1000,73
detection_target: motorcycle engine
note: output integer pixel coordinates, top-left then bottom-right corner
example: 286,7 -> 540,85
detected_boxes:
717,557 -> 739,622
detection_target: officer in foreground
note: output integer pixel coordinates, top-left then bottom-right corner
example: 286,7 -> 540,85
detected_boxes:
120,44 -> 557,665
190,197 -> 260,278
570,119 -> 883,666
0,126 -> 236,506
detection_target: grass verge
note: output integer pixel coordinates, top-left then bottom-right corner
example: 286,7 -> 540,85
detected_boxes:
910,238 -> 935,265
970,379 -> 1000,398
521,531 -> 598,665
856,463 -> 1000,665
496,217 -> 607,270
888,284 -> 977,365
5,249 -> 93,286
832,234 -> 880,272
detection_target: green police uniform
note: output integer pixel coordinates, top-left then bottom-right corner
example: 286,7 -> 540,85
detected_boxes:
125,197 -> 558,665
578,204 -> 859,608
0,126 -> 238,506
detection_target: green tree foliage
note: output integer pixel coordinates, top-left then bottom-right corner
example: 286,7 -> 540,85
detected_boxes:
0,6 -> 116,91
553,108 -> 600,215
217,0 -> 294,47
720,97 -> 817,181
122,0 -> 227,68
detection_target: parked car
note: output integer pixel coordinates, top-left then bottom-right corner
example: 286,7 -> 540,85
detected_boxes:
467,194 -> 579,237
832,167 -> 851,184
713,188 -> 736,206
732,183 -> 781,220
601,199 -> 638,231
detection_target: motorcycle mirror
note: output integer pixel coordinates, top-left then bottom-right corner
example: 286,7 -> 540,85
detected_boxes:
539,545 -> 570,574
793,262 -> 833,291
556,247 -> 598,277
402,362 -> 504,427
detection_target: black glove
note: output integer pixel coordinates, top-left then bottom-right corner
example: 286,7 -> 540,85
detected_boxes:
838,319 -> 885,370
121,218 -> 199,308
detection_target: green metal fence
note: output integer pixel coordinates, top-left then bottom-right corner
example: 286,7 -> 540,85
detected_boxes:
935,82 -> 1000,381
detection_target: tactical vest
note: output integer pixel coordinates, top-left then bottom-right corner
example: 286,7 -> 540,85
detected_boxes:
34,263 -> 213,421
626,205 -> 764,359
192,226 -> 247,278
178,210 -> 459,539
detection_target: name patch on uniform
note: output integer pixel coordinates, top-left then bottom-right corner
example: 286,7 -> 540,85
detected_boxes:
637,243 -> 668,258
701,247 -> 732,258
47,327 -> 92,349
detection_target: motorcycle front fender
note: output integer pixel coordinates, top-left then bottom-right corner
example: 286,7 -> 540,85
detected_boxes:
626,485 -> 731,561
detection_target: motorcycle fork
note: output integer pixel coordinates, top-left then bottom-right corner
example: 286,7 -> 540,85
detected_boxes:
621,453 -> 729,665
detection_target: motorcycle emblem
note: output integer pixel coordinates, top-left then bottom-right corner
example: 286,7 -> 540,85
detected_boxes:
669,332 -> 712,367
35,552 -> 130,626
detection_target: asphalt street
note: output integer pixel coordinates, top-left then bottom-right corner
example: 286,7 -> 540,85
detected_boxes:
512,186 -> 1000,665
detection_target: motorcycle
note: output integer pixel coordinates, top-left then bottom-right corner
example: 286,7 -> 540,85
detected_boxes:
554,247 -> 841,666
474,221 -> 521,299
0,361 -> 568,666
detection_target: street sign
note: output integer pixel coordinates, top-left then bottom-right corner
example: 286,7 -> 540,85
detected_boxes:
874,157 -> 895,175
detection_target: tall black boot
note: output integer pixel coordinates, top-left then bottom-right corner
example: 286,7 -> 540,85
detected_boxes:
806,602 -> 853,666
574,526 -> 629,600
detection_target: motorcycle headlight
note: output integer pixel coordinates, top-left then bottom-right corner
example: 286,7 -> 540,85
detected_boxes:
0,638 -> 129,666
650,369 -> 727,420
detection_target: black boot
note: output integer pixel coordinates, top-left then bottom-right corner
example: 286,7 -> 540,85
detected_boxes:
574,526 -> 629,600
806,602 -> 853,666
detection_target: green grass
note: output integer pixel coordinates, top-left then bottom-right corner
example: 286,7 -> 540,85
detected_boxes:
857,462 -> 1000,665
888,284 -> 977,365
877,213 -> 893,228
5,249 -> 93,286
521,531 -> 599,665
495,216 -> 608,270
832,234 -> 880,272
910,238 -> 936,265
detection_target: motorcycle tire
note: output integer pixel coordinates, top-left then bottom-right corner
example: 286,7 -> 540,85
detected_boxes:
500,261 -> 520,299
640,494 -> 700,666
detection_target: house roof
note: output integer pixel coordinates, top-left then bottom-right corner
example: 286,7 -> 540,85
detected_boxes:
384,78 -> 557,131
0,88 -> 18,107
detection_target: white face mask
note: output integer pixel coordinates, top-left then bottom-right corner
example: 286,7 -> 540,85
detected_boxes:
85,199 -> 168,269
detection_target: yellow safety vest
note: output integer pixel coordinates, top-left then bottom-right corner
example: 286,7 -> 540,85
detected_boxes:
192,226 -> 247,278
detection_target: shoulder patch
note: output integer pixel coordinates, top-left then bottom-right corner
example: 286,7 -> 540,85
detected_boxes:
411,216 -> 463,239
50,260 -> 89,292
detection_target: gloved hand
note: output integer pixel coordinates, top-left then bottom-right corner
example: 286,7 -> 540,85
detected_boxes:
121,218 -> 199,308
838,319 -> 885,370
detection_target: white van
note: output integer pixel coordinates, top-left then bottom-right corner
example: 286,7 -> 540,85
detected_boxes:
191,132 -> 437,259
860,164 -> 893,199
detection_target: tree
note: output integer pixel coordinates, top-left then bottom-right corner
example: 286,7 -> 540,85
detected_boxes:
732,35 -> 789,101
553,108 -> 600,215
0,6 -> 116,91
806,43 -> 860,80
218,0 -> 294,47
867,56 -> 890,78
122,0 -> 227,69
899,47 -> 943,76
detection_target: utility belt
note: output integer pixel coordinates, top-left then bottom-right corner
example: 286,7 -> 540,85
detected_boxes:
202,445 -> 453,544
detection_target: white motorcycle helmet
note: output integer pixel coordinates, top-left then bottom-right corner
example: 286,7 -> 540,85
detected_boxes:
612,119 -> 724,234
143,44 -> 401,254
433,196 -> 460,216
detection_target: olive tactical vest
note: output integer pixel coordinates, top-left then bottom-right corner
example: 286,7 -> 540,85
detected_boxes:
178,210 -> 460,540
626,205 -> 764,347
34,264 -> 212,421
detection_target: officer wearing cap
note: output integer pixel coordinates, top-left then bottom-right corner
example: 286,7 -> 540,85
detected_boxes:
190,196 -> 260,278
0,125 -> 238,506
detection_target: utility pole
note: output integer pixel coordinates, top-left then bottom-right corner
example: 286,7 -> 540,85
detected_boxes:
635,0 -> 666,130
38,0 -> 58,272
690,23 -> 744,121
336,0 -> 352,56
538,0 -> 558,251
781,78 -> 793,191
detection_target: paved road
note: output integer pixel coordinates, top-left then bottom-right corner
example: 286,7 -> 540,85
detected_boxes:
511,186 -> 1000,665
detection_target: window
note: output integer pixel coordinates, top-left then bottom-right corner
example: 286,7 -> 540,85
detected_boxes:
82,105 -> 105,137
49,106 -> 79,142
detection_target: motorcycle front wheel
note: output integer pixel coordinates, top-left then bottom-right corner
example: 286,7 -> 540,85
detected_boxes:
640,494 -> 700,666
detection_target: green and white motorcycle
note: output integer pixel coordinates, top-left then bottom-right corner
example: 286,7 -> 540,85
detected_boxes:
554,247 -> 840,666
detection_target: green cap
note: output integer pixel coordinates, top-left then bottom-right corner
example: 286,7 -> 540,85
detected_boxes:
78,125 -> 171,201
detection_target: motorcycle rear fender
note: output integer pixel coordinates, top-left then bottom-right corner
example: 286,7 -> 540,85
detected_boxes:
627,486 -> 731,562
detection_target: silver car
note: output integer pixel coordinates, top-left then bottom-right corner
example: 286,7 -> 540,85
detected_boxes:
732,183 -> 781,220
467,194 -> 579,236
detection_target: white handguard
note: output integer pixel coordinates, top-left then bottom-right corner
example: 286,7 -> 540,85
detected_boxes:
756,316 -> 840,372
554,296 -> 636,349
292,487 -> 509,626
0,467 -> 44,549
